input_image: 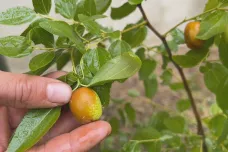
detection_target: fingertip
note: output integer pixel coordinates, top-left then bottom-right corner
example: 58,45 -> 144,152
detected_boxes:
96,121 -> 112,136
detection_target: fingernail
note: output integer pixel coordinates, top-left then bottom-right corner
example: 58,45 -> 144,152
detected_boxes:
47,83 -> 72,104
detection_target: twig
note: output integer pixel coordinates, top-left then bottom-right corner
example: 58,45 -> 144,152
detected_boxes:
138,4 -> 208,152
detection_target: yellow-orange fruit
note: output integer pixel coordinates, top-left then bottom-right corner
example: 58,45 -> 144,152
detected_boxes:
184,21 -> 204,49
70,87 -> 102,123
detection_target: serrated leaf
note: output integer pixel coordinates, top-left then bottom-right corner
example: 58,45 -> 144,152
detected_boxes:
197,10 -> 228,40
111,3 -> 136,20
170,28 -> 185,44
108,40 -> 132,58
160,69 -> 172,85
39,20 -> 85,53
173,49 -> 209,68
28,27 -> 54,48
29,51 -> 55,71
0,7 -> 36,25
164,116 -> 185,133
125,103 -> 136,124
33,0 -> 52,14
135,47 -> 145,60
122,23 -> 147,48
95,0 -> 112,14
89,52 -> 142,86
149,111 -> 169,131
55,0 -> 77,19
0,36 -> 33,58
7,107 -> 61,152
92,83 -> 111,106
128,0 -> 143,5
106,30 -> 121,40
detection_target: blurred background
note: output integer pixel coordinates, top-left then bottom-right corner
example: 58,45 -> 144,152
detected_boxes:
0,0 -> 215,151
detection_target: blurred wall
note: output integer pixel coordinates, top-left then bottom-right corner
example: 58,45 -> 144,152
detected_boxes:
0,0 -> 207,73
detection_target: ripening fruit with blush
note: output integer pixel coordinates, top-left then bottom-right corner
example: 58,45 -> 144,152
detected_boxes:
184,21 -> 204,49
70,87 -> 102,123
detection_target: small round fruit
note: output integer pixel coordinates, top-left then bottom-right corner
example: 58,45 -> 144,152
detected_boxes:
184,21 -> 204,49
70,87 -> 102,123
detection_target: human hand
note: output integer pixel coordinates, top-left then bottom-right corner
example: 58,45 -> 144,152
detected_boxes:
0,71 -> 111,152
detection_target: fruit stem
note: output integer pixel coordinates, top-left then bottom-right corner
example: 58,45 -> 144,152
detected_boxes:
138,4 -> 208,152
163,7 -> 218,37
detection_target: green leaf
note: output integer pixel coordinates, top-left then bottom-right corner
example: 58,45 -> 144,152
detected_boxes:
170,28 -> 185,44
32,0 -> 52,14
108,40 -> 132,58
125,103 -> 136,124
111,3 -> 136,20
144,74 -> 158,98
159,40 -> 178,52
7,107 -> 61,152
28,27 -> 54,48
160,69 -> 172,85
95,0 -> 112,14
133,127 -> 161,152
106,30 -> 121,40
109,117 -> 120,134
58,72 -> 79,86
202,63 -> 228,93
197,11 -> 228,40
210,103 -> 223,115
21,18 -> 49,36
92,83 -> 111,106
56,52 -> 70,70
39,21 -> 85,53
83,47 -> 111,75
139,59 -> 156,80
89,52 -> 142,86
122,23 -> 147,48
128,89 -> 140,97
209,114 -> 227,137
128,0 -> 143,5
204,0 -> 220,11
29,52 -> 55,71
217,119 -> 228,144
149,111 -> 169,131
216,76 -> 228,113
169,82 -> 184,90
164,116 -> 185,133
219,36 -> 228,68
135,47 -> 146,60
0,7 -> 36,25
73,24 -> 85,36
78,14 -> 102,36
0,36 -> 33,58
176,99 -> 191,112
122,141 -> 141,152
74,0 -> 97,20
55,0 -> 77,19
173,49 -> 209,68
26,50 -> 64,75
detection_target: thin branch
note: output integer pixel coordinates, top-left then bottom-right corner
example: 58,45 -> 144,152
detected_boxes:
138,4 -> 208,152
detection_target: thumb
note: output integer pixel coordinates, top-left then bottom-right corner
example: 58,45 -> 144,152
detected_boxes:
0,71 -> 72,108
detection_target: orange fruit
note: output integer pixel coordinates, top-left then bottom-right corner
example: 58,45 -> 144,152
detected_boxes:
184,21 -> 204,49
70,87 -> 102,123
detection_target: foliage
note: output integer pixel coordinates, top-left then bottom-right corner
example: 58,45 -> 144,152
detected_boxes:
1,0 -> 228,152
